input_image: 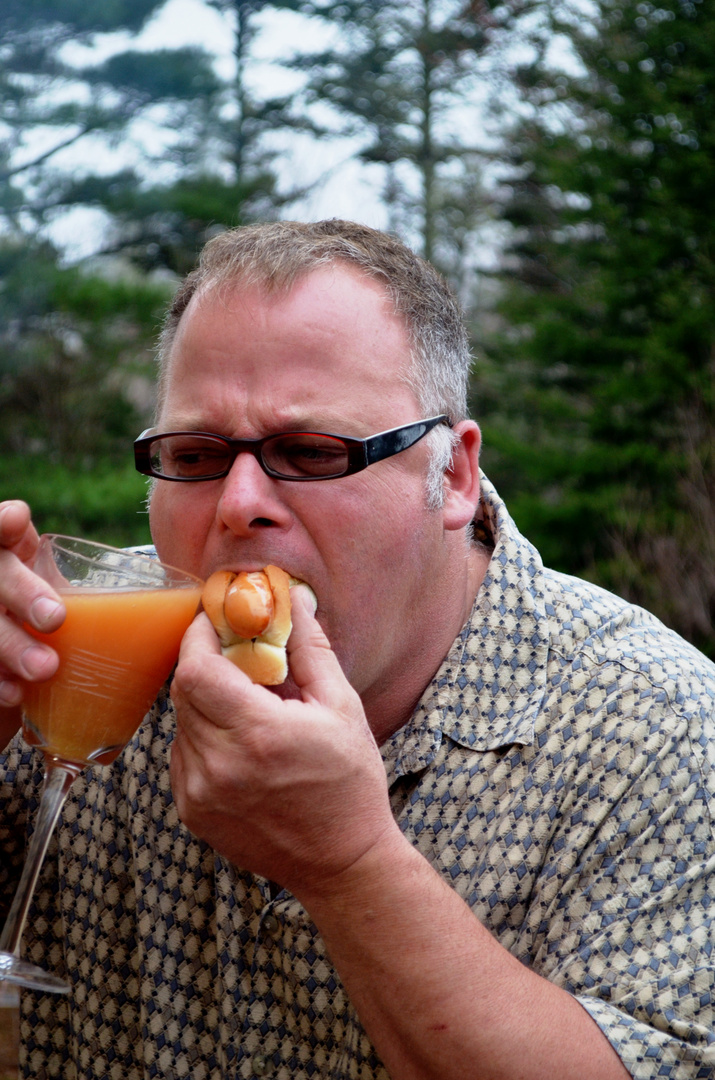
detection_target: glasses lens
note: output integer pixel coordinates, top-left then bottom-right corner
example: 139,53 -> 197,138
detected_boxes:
264,433 -> 350,478
150,434 -> 231,479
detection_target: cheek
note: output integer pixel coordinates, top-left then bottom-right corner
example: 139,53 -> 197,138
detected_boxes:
310,487 -> 434,660
315,476 -> 431,589
149,486 -> 212,576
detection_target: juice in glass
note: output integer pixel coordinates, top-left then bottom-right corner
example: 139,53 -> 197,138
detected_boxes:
22,585 -> 201,766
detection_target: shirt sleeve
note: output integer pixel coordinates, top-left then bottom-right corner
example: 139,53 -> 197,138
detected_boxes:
528,687 -> 715,1079
577,982 -> 714,1079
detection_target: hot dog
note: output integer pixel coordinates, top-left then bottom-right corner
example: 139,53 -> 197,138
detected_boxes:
202,565 -> 313,684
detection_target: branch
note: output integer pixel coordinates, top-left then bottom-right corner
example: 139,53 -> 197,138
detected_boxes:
0,124 -> 98,183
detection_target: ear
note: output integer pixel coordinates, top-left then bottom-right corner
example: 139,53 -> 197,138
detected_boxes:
442,420 -> 481,532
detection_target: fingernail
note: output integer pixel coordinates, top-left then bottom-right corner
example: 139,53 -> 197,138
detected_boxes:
30,596 -> 63,628
20,645 -> 56,680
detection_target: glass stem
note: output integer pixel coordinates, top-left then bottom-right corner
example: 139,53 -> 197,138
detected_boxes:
0,761 -> 78,956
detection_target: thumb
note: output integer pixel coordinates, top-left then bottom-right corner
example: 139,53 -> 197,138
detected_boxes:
287,585 -> 355,709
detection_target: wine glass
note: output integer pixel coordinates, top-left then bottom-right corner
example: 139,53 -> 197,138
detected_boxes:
0,535 -> 202,994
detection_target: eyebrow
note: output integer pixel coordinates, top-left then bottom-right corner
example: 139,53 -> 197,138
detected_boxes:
155,415 -> 363,437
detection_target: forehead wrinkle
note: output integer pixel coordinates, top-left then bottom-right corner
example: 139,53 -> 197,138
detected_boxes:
157,400 -> 355,438
159,265 -> 418,441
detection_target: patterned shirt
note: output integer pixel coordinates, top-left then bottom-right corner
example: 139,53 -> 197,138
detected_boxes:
1,474 -> 714,1080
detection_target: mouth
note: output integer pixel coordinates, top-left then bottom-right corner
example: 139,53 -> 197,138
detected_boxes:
210,562 -> 314,595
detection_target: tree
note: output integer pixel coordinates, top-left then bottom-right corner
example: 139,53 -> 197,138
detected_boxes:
284,0 -> 509,279
0,239 -> 170,460
1,0 -> 315,275
0,234 -> 172,544
1,1 -> 215,232
0,0 -> 310,541
483,0 -> 715,653
0,2 -> 220,540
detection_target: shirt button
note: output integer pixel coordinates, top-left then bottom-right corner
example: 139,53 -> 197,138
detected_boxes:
263,913 -> 280,936
252,1053 -> 271,1075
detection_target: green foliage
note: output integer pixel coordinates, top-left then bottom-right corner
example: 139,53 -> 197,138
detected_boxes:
0,0 -> 300,547
482,0 -> 715,653
0,237 -> 171,463
0,456 -> 153,547
87,47 -> 222,104
0,236 -> 166,546
0,0 -> 170,231
0,0 -> 280,269
52,171 -> 269,275
1,0 -> 161,38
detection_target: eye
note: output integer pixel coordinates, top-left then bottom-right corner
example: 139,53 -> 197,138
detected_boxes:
266,434 -> 349,477
153,436 -> 230,477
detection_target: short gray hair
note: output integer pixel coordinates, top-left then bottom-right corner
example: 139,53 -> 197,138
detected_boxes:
157,220 -> 473,508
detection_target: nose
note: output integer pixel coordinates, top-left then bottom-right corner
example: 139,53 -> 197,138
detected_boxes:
216,450 -> 292,538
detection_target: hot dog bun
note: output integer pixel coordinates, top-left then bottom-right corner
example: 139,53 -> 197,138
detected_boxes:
202,565 -> 311,684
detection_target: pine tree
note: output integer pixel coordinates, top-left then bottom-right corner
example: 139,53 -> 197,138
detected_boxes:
483,0 -> 715,653
0,1 -> 218,538
284,0 -> 502,280
0,1 -> 220,237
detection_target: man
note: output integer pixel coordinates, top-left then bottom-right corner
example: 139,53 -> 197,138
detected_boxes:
1,220 -> 713,1080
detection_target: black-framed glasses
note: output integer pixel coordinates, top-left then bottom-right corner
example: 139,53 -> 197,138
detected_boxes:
134,415 -> 451,483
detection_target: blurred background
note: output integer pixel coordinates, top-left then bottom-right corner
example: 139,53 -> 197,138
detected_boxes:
0,0 -> 713,656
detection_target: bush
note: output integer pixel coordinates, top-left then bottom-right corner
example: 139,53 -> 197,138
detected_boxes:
1,456 -> 153,548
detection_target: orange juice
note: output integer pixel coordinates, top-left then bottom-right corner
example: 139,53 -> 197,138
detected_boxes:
22,585 -> 201,766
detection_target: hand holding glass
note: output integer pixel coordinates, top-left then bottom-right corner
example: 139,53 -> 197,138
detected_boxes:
0,536 -> 202,994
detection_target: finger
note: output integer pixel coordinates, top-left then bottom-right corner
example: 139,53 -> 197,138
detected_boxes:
287,585 -> 359,711
0,627 -> 60,685
0,625 -> 60,702
172,611 -> 223,708
0,506 -> 64,631
0,674 -> 24,708
0,501 -> 38,562
0,556 -> 64,684
172,611 -> 273,731
178,609 -> 223,663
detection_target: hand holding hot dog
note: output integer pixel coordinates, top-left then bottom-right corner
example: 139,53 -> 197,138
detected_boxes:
169,583 -> 397,898
201,566 -> 316,684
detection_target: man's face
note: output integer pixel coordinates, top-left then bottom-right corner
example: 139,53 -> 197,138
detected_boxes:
149,264 -> 451,716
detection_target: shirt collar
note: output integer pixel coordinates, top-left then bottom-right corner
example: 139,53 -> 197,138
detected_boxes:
383,473 -> 550,785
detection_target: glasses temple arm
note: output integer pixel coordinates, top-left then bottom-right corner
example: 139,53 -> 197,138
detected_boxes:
364,417 -> 449,466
